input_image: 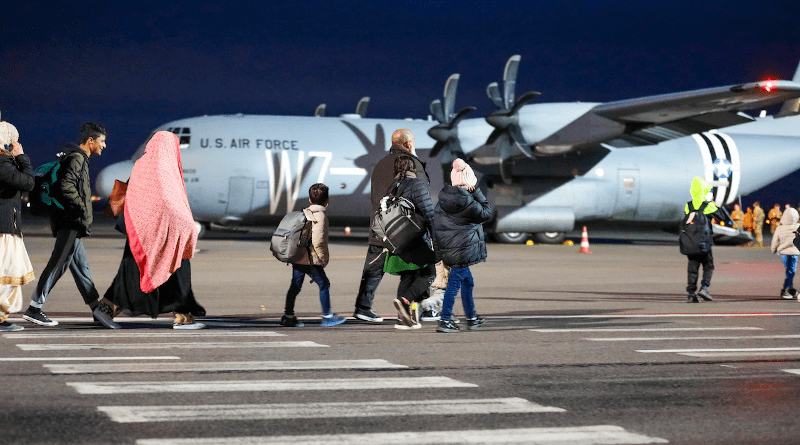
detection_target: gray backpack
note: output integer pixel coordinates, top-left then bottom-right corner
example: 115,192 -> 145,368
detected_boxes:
270,211 -> 312,263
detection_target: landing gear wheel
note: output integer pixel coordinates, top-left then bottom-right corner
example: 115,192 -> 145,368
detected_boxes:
533,232 -> 566,244
195,221 -> 209,239
493,232 -> 530,244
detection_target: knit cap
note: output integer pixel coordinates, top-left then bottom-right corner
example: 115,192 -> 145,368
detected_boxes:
0,122 -> 18,148
451,158 -> 477,189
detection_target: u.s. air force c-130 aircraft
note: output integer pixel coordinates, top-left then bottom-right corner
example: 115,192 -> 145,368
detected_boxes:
96,56 -> 800,243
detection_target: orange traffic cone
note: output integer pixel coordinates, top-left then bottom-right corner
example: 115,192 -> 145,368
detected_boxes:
579,226 -> 592,254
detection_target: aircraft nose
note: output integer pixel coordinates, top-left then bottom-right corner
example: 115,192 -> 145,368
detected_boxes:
95,160 -> 135,198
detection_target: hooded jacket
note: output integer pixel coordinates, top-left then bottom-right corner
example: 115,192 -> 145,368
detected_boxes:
51,143 -> 93,237
771,208 -> 800,256
434,185 -> 493,268
684,176 -> 726,225
0,152 -> 34,235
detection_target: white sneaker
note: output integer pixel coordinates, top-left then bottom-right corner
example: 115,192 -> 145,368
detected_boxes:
173,322 -> 206,330
394,321 -> 421,330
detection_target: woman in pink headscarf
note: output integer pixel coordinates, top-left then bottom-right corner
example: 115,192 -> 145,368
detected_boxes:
102,131 -> 205,329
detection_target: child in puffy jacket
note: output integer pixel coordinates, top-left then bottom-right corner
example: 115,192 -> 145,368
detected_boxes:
433,159 -> 492,333
770,207 -> 800,300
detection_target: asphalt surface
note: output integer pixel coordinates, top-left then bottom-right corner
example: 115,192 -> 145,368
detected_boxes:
2,215 -> 799,444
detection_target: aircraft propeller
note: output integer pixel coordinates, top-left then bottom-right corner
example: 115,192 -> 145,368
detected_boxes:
484,55 -> 541,183
427,74 -> 476,160
314,104 -> 326,117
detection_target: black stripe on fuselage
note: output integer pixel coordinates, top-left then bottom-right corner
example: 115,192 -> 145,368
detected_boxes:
698,133 -> 718,201
712,133 -> 733,205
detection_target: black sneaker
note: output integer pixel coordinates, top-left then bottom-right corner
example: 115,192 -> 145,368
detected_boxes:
280,314 -> 304,327
687,294 -> 699,303
353,308 -> 383,323
393,297 -> 413,326
466,317 -> 485,330
420,309 -> 441,321
437,319 -> 460,333
0,321 -> 24,332
23,307 -> 58,326
697,287 -> 713,301
92,307 -> 121,329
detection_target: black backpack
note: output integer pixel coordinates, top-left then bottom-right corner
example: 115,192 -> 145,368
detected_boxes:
679,201 -> 713,255
29,159 -> 65,216
371,179 -> 426,254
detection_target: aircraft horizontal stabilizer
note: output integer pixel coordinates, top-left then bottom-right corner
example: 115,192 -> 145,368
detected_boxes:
535,80 -> 800,155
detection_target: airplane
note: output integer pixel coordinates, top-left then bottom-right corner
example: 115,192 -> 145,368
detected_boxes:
95,55 -> 800,243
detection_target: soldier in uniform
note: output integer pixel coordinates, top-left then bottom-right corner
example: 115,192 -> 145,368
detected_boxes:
753,202 -> 766,247
768,204 -> 783,235
743,207 -> 754,233
731,203 -> 744,231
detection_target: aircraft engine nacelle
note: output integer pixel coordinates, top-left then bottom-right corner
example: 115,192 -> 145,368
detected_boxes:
494,206 -> 575,233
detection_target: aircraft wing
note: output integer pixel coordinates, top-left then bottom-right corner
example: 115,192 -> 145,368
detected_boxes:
534,80 -> 800,155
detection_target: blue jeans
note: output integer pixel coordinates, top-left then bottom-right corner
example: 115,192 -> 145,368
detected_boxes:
440,266 -> 476,321
285,265 -> 331,316
782,255 -> 798,289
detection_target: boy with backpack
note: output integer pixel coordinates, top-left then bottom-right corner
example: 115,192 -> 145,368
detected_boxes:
433,159 -> 493,332
278,183 -> 345,327
681,176 -> 728,303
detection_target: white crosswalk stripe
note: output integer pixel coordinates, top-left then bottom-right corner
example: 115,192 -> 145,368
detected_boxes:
135,425 -> 668,445
46,359 -> 407,374
0,356 -> 180,362
17,341 -> 326,351
589,335 -> 800,342
4,331 -> 285,339
98,397 -> 564,423
782,369 -> 800,375
531,327 -> 762,333
68,376 -> 478,394
637,347 -> 800,354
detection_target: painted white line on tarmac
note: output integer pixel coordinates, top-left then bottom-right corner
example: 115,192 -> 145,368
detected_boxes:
589,335 -> 800,341
680,351 -> 800,357
782,369 -> 800,375
4,331 -> 285,339
99,397 -> 563,423
5,317 -> 168,323
503,313 -> 800,319
69,376 -> 477,395
637,347 -> 800,353
47,359 -> 407,374
135,425 -> 668,445
532,327 -> 763,333
18,341 -> 326,351
0,356 -> 180,362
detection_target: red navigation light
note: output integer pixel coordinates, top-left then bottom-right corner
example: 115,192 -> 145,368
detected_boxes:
762,79 -> 775,92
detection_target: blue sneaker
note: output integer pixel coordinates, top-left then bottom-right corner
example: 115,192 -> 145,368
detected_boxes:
321,313 -> 346,327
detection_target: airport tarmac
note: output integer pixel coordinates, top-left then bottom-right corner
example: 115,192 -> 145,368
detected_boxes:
5,214 -> 800,444
10,214 -> 794,320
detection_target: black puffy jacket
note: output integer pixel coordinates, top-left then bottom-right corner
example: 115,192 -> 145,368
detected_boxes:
0,153 -> 35,235
392,174 -> 436,266
434,185 -> 492,268
50,144 -> 93,237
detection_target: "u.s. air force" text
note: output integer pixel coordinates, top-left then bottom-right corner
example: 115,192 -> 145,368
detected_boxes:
200,138 -> 299,150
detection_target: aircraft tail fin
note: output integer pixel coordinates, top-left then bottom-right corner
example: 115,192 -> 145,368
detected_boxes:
776,60 -> 800,117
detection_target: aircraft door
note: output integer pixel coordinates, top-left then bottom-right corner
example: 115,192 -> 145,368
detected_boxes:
226,177 -> 254,215
613,169 -> 640,220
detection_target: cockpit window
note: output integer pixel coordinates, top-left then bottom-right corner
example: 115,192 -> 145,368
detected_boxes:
166,127 -> 191,149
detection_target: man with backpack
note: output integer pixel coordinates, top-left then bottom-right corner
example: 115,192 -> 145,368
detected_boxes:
681,176 -> 728,303
23,122 -> 119,329
352,129 -> 430,323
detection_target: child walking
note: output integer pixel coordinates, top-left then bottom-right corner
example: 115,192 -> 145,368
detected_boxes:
770,207 -> 799,299
280,183 -> 346,327
433,159 -> 493,333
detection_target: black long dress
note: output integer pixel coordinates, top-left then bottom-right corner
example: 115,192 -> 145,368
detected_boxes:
103,216 -> 205,318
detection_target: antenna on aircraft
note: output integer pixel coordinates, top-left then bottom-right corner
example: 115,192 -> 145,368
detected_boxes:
485,55 -> 541,184
356,97 -> 370,118
315,104 -> 326,117
427,74 -> 476,159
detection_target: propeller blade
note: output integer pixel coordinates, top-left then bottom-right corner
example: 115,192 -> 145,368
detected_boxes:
356,97 -> 370,118
486,128 -> 503,145
500,158 -> 514,184
450,106 -> 476,127
429,141 -> 445,158
443,73 -> 459,121
502,55 -> 521,109
314,104 -> 326,117
430,99 -> 446,123
487,82 -> 504,109
510,90 -> 541,115
508,125 -> 534,159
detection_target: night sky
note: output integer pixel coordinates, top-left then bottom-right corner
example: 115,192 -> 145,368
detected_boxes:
3,0 -> 799,206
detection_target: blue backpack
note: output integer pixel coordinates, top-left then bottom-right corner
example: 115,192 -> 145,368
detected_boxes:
29,159 -> 65,216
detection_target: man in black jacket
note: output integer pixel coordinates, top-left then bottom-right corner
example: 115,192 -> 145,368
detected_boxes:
353,129 -> 430,322
24,123 -> 119,329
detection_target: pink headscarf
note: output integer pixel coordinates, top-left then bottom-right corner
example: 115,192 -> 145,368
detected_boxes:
124,131 -> 198,293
